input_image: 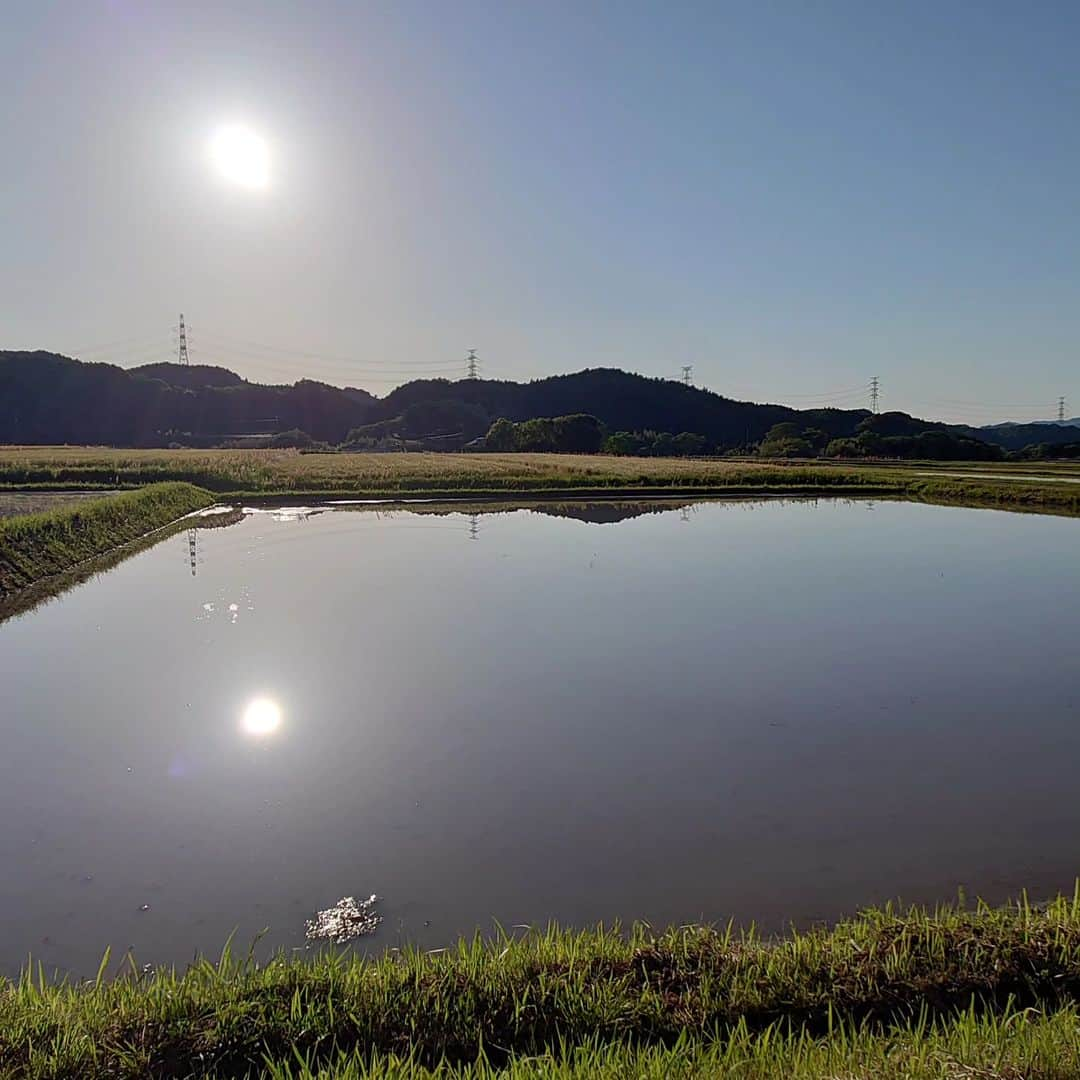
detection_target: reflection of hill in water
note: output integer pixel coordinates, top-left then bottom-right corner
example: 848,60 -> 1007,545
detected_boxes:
524,502 -> 691,524
392,500 -> 694,524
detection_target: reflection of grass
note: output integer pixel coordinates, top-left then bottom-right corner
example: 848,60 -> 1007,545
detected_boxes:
0,482 -> 214,595
7,893 -> 1080,1077
1,447 -> 1079,515
0,504 -> 241,623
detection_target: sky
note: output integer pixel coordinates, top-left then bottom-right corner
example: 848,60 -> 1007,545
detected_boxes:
2,1 -> 1078,424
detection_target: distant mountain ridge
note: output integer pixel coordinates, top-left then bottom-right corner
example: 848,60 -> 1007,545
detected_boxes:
955,421 -> 1080,451
981,418 -> 1080,429
0,349 -> 1075,454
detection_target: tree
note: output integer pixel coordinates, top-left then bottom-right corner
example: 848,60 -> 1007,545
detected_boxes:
604,431 -> 642,455
763,421 -> 802,442
672,432 -> 708,456
484,418 -> 518,451
650,432 -> 677,456
269,428 -> 314,448
551,414 -> 607,452
825,437 -> 863,457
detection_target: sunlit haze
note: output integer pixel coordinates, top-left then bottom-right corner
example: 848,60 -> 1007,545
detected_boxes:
2,3 -> 1078,422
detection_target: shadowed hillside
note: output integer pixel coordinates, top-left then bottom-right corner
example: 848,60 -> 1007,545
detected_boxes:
0,352 -> 376,445
3,350 -> 1069,454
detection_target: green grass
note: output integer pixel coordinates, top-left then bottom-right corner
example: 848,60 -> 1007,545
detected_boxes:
7,893 -> 1080,1078
262,1006 -> 1080,1078
0,482 -> 215,595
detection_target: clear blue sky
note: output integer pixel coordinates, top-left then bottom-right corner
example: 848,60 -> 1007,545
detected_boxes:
2,1 -> 1077,422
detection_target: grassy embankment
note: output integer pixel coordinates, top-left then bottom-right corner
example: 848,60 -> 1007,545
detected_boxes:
6,894 -> 1080,1077
0,482 -> 214,595
2,446 -> 1080,514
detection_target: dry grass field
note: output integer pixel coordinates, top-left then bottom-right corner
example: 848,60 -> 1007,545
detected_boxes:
0,447 -> 893,494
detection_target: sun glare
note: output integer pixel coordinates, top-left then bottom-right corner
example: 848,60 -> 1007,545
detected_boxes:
208,124 -> 270,190
241,697 -> 282,737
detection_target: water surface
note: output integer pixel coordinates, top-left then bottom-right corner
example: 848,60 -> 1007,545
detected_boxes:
2,498 -> 1079,977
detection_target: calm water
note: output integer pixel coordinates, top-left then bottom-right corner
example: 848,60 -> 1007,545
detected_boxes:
2,498 -> 1079,977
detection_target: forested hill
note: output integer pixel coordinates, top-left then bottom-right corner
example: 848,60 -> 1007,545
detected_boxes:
0,349 -> 1059,453
368,369 -> 872,444
0,351 -> 878,447
0,352 -> 376,445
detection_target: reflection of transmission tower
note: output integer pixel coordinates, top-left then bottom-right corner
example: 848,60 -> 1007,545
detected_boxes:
468,513 -> 479,541
187,528 -> 197,576
680,507 -> 691,523
465,349 -> 479,379
178,314 -> 189,366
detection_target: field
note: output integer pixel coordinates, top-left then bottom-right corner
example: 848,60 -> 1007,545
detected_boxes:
1,446 -> 1080,508
6,893 -> 1080,1078
0,446 -> 895,493
2,451 -> 1079,602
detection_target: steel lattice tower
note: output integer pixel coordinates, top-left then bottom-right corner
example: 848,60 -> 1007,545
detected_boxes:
177,314 -> 189,366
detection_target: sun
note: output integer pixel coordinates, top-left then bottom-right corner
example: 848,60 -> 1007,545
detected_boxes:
208,123 -> 270,190
241,697 -> 282,737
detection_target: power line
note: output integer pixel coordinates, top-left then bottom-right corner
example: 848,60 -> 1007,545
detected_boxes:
192,351 -> 463,377
71,333 -> 172,358
918,396 -> 1058,409
778,384 -> 868,399
189,335 -> 463,377
194,329 -> 465,369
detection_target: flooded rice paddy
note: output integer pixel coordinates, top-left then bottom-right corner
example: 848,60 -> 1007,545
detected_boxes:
1,497 -> 1079,977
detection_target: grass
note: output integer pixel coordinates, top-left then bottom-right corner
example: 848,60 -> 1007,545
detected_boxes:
0,482 -> 215,595
0,491 -> 116,520
7,893 -> 1080,1077
0,447 -> 896,494
262,1007 -> 1080,1078
1,447 -> 1079,516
